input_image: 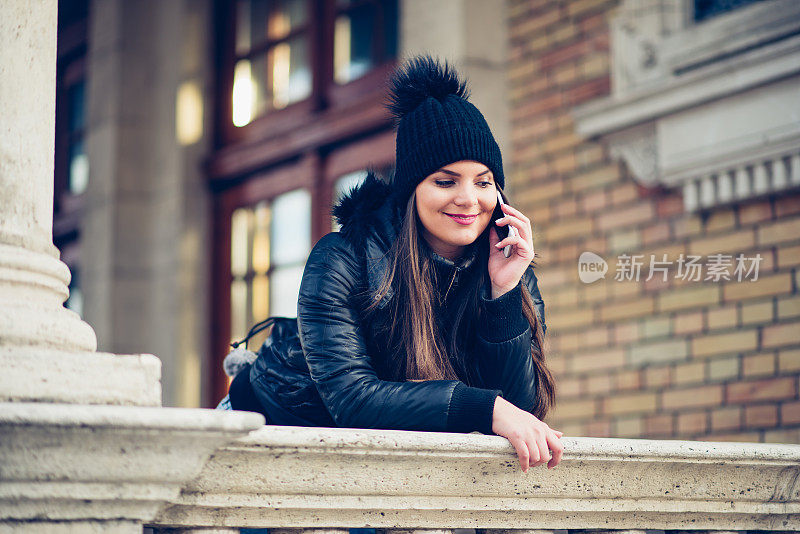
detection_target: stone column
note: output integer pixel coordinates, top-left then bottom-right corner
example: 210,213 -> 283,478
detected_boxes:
0,0 -> 161,407
0,6 -> 265,531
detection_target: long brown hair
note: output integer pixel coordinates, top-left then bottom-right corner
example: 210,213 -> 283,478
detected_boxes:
366,192 -> 556,420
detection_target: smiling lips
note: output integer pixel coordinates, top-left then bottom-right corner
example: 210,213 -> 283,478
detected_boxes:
445,213 -> 478,225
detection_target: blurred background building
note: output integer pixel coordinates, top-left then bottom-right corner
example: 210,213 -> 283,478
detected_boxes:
54,0 -> 800,444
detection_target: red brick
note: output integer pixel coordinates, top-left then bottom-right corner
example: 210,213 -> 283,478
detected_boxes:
614,321 -> 639,344
517,92 -> 564,117
644,413 -> 674,436
558,377 -> 582,398
603,392 -> 658,415
727,377 -> 796,403
615,369 -> 642,391
585,373 -> 613,395
576,144 -> 604,169
777,244 -> 800,269
644,365 -> 671,388
781,400 -> 800,425
572,347 -> 625,372
674,361 -> 705,385
578,326 -> 610,348
555,198 -> 579,218
553,398 -> 596,420
597,203 -> 655,231
724,272 -> 792,302
757,217 -> 800,247
744,404 -> 778,428
663,385 -> 723,409
657,194 -> 684,218
711,406 -> 742,431
610,183 -> 639,206
581,189 -> 608,212
742,353 -> 776,377
565,76 -> 611,105
540,40 -> 592,69
674,311 -> 704,335
510,9 -> 562,39
579,12 -> 606,34
738,201 -> 773,225
775,194 -> 800,217
567,0 -> 613,18
705,209 -> 736,232
677,411 -> 708,434
642,222 -> 670,246
763,321 -> 800,349
585,418 -> 612,437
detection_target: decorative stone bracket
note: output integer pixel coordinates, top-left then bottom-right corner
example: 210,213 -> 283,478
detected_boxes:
574,0 -> 800,212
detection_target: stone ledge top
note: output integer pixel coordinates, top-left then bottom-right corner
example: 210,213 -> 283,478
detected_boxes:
235,425 -> 800,464
1,402 -> 265,433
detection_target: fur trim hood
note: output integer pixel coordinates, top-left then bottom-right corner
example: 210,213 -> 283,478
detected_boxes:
332,171 -> 401,254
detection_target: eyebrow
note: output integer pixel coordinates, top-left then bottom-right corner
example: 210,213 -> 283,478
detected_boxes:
437,168 -> 492,177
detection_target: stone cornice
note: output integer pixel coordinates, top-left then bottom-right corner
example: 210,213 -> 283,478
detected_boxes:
574,35 -> 800,138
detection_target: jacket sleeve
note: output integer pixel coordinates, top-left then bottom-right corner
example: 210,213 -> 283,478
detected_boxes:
470,266 -> 547,414
297,233 -> 501,433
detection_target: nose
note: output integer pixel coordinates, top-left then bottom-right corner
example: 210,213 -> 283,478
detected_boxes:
452,182 -> 478,207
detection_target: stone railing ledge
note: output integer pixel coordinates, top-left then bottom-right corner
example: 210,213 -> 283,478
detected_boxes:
0,403 -> 264,527
153,426 -> 800,532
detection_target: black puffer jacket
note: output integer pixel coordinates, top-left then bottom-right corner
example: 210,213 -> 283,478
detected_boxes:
249,172 -> 547,434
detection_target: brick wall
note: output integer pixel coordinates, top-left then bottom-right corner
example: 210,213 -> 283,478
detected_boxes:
507,0 -> 800,443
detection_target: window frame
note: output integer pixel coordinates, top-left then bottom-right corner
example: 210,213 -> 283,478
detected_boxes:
209,133 -> 395,403
214,0 -> 398,152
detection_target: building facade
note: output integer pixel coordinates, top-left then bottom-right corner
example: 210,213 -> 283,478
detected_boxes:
54,0 -> 800,444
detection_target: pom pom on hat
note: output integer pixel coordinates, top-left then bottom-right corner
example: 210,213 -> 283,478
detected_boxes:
386,55 -> 470,125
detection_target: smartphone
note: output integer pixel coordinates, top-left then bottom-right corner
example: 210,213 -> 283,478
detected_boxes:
492,190 -> 516,258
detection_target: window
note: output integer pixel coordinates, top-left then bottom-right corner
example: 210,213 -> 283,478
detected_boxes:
694,0 -> 767,22
209,1 -> 398,403
334,0 -> 398,84
232,0 -> 313,126
229,188 -> 312,349
221,0 -> 399,133
54,0 -> 89,316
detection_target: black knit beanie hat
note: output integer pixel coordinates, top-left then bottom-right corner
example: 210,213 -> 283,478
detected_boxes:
387,55 -> 505,209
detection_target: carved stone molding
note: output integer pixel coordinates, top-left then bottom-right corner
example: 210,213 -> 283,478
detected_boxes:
574,0 -> 800,212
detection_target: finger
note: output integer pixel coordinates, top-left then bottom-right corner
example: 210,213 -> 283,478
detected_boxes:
554,430 -> 564,436
509,437 -> 530,473
547,433 -> 564,468
500,203 -> 531,226
494,234 -> 531,255
525,436 -> 542,470
533,434 -> 550,468
495,215 -> 533,246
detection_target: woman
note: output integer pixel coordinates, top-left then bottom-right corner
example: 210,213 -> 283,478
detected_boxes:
229,55 -> 563,473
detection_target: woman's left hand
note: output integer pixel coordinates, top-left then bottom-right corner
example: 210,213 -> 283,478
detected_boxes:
488,202 -> 535,299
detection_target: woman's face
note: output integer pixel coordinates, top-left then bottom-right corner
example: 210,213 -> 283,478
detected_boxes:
415,160 -> 497,260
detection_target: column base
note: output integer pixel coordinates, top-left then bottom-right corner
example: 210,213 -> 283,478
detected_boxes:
0,348 -> 162,406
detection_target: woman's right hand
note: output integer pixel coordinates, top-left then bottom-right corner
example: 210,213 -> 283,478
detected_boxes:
491,396 -> 563,473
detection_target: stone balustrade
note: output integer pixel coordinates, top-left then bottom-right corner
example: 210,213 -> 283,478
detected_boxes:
149,425 -> 800,533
